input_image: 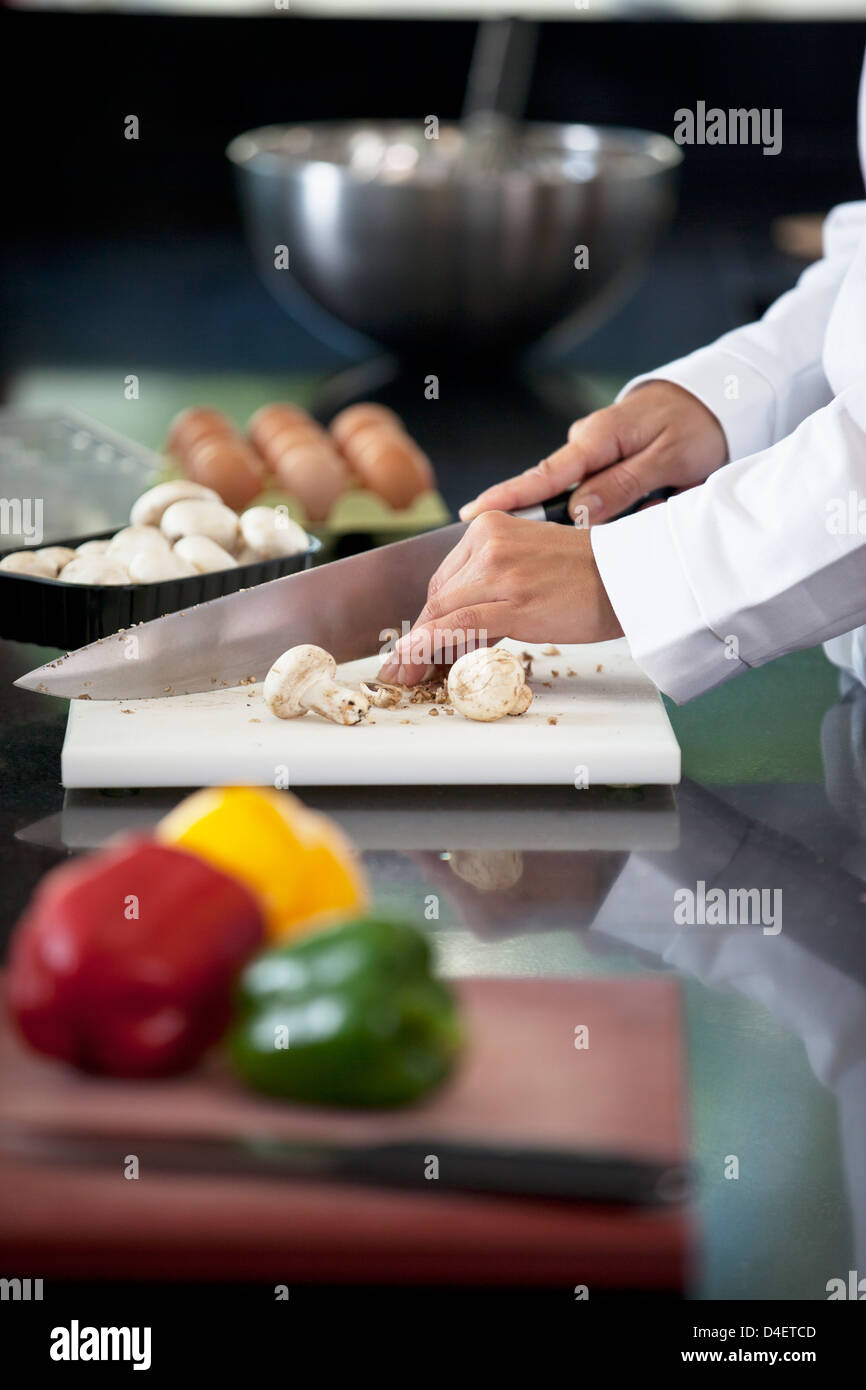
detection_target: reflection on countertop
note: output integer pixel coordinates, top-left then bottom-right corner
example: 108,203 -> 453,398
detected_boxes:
2,630 -> 865,1298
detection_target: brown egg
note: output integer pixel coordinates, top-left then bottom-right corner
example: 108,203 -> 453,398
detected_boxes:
185,438 -> 265,512
166,407 -> 235,458
329,402 -> 404,450
249,404 -> 322,455
266,424 -> 329,461
347,426 -> 435,494
352,438 -> 432,510
406,441 -> 435,493
273,443 -> 348,523
345,423 -> 409,465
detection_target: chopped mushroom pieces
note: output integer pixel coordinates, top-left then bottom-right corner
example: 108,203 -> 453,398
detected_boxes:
360,681 -> 403,709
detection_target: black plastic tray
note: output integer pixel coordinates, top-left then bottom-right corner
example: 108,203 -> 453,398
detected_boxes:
0,531 -> 321,650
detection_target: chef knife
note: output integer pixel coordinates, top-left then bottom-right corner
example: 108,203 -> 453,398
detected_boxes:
0,1126 -> 691,1206
13,491 -> 575,700
15,487 -> 671,700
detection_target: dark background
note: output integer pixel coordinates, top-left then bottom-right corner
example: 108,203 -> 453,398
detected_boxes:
3,10 -> 865,375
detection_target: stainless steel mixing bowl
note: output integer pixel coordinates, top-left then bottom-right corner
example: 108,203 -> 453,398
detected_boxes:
227,121 -> 682,359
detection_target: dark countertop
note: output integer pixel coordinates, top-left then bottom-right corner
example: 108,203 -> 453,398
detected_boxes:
3,622 -> 865,1301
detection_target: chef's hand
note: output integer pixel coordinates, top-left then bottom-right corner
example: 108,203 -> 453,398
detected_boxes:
459,381 -> 728,526
378,512 -> 622,684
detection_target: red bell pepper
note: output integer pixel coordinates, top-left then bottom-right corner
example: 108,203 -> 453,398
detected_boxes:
7,836 -> 264,1077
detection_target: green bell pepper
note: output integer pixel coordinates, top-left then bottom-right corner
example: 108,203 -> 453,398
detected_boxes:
228,915 -> 463,1107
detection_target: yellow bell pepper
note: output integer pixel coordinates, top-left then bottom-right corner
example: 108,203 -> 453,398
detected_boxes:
156,787 -> 367,941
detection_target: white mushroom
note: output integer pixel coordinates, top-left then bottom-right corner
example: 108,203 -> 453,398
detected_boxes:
446,647 -> 533,722
173,535 -> 238,575
449,849 -> 525,891
107,525 -> 171,563
36,546 -> 77,574
235,545 -> 262,566
239,506 -> 309,560
128,548 -> 197,584
130,479 -> 221,528
0,550 -> 57,578
75,538 -> 112,557
58,556 -> 131,585
160,499 -> 239,553
264,645 -> 369,725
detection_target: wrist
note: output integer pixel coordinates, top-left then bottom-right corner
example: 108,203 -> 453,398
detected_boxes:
577,527 -> 623,641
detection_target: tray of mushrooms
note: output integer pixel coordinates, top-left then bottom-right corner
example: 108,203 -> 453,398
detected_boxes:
0,480 -> 319,649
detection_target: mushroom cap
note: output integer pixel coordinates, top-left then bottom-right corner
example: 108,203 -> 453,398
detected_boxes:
235,544 -> 261,566
239,506 -> 309,559
107,525 -> 171,562
160,499 -> 239,552
130,480 -> 221,528
446,647 -> 530,722
58,557 -> 131,585
36,546 -> 77,574
264,645 -> 338,719
173,535 -> 238,574
450,849 -> 525,891
0,550 -> 57,578
128,548 -> 197,584
75,538 -> 112,557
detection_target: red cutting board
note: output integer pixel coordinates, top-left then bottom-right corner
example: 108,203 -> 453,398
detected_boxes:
0,976 -> 691,1288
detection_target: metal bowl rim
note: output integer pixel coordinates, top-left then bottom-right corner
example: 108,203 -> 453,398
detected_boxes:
226,120 -> 683,187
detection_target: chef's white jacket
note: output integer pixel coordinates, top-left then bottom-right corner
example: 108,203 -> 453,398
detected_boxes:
592,56 -> 866,702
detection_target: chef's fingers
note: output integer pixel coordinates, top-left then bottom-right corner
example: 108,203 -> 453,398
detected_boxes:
386,603 -> 513,686
458,411 -> 622,520
377,526 -> 484,680
568,441 -> 675,526
421,521 -> 480,601
411,539 -> 501,633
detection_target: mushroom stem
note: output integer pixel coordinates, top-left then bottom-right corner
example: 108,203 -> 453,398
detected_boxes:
305,677 -> 369,725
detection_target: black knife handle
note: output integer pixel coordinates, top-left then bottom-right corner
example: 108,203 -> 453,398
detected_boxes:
510,489 -> 575,525
349,1141 -> 691,1207
510,487 -> 675,527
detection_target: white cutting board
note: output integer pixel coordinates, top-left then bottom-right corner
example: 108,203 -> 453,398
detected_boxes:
61,638 -> 681,788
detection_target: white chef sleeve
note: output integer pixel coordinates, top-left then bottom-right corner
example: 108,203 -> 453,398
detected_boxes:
619,201 -> 866,462
592,381 -> 866,703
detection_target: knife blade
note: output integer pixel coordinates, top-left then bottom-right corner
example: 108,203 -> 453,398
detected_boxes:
0,1126 -> 691,1206
14,492 -> 576,700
